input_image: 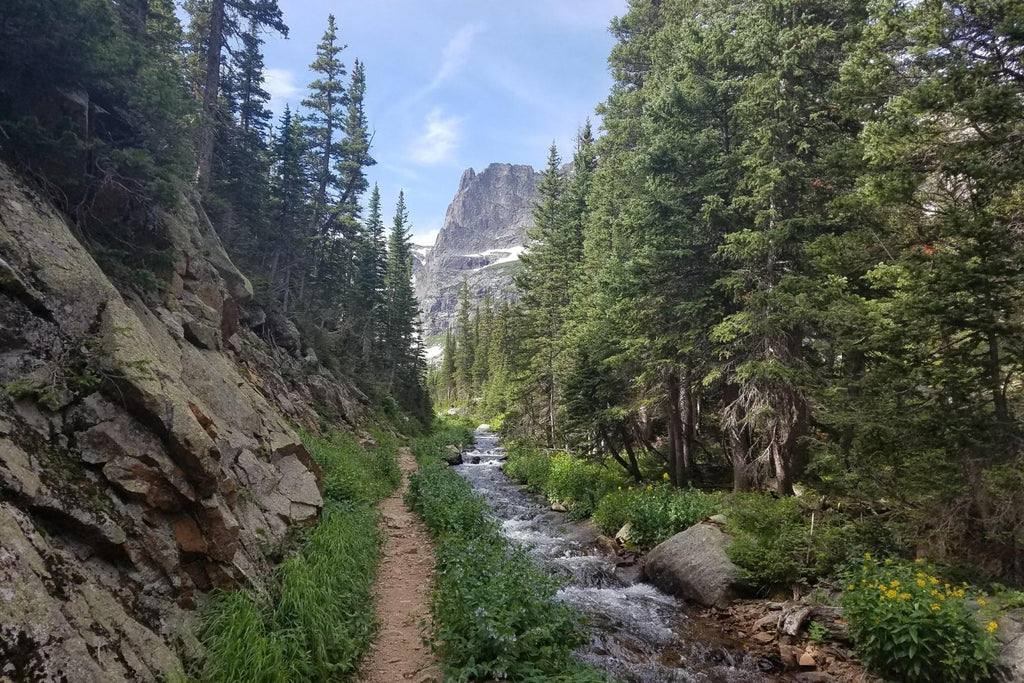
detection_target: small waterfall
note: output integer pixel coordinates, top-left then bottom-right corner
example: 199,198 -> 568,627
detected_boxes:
454,427 -> 775,683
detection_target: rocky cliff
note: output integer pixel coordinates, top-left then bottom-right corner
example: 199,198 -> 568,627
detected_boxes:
414,163 -> 541,338
0,161 -> 366,681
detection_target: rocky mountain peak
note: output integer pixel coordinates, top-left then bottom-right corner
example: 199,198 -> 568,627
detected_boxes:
415,163 -> 542,339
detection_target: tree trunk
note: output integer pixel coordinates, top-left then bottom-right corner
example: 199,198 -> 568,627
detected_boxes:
196,0 -> 225,190
618,425 -> 643,483
988,330 -> 1009,424
724,383 -> 753,492
681,370 -> 697,481
666,369 -> 688,487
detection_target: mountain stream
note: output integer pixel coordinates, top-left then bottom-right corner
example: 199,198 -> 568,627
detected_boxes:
454,426 -> 779,683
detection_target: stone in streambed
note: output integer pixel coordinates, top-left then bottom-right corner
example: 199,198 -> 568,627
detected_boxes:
441,444 -> 462,466
640,522 -> 744,608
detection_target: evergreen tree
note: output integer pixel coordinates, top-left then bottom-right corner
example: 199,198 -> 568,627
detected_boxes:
383,191 -> 418,394
189,0 -> 287,188
267,105 -> 312,311
358,184 -> 386,363
439,329 -> 458,406
302,14 -> 347,227
472,292 -> 493,392
454,280 -> 475,402
336,60 -> 375,221
513,143 -> 568,445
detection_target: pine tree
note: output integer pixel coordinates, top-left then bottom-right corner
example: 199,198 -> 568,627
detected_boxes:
472,292 -> 493,392
358,184 -> 386,363
267,105 -> 312,311
302,14 -> 347,228
383,191 -> 418,393
336,59 -> 375,221
513,143 -> 569,445
454,280 -> 475,402
190,0 -> 287,189
439,329 -> 457,406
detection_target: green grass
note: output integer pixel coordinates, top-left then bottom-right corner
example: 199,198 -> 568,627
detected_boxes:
407,419 -> 609,682
195,431 -> 399,682
304,428 -> 401,504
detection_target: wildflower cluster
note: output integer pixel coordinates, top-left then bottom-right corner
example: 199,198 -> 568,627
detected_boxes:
841,555 -> 999,682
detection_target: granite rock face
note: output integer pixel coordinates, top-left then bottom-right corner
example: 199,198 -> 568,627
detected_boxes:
415,163 -> 542,338
0,161 -> 362,680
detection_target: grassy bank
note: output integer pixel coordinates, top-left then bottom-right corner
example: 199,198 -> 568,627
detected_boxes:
195,430 -> 400,682
407,419 -> 609,683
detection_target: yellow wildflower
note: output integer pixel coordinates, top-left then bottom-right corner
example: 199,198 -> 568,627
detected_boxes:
930,577 -> 939,585
890,580 -> 900,588
917,579 -> 927,587
886,589 -> 898,599
978,598 -> 987,607
988,621 -> 998,632
847,584 -> 855,591
916,572 -> 926,578
646,484 -> 653,491
931,603 -> 941,611
864,552 -> 872,559
915,558 -> 924,564
900,593 -> 911,601
662,473 -> 670,480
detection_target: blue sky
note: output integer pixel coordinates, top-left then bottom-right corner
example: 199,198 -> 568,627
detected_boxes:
260,0 -> 625,244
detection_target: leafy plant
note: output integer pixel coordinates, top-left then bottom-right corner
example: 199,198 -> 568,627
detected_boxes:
503,443 -> 553,494
806,620 -> 828,642
591,488 -> 634,536
407,430 -> 608,682
841,556 -> 999,682
625,484 -> 724,550
724,493 -> 813,590
544,453 -> 622,518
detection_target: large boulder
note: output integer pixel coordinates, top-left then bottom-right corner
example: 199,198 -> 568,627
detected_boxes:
641,522 -> 744,608
997,610 -> 1024,682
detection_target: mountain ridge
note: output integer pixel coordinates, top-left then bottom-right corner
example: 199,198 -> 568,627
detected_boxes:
414,162 -> 542,338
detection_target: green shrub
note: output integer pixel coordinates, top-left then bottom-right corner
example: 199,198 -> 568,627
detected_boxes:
503,443 -> 553,493
544,453 -> 622,518
591,488 -> 635,536
410,418 -> 474,462
626,484 -> 724,550
408,432 -> 608,682
841,556 -> 998,682
725,493 -> 811,589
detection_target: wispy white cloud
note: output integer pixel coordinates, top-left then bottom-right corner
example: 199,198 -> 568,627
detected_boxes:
429,23 -> 485,90
409,108 -> 462,166
264,68 -> 301,103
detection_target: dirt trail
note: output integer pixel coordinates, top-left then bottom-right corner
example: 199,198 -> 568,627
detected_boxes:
360,447 -> 441,683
